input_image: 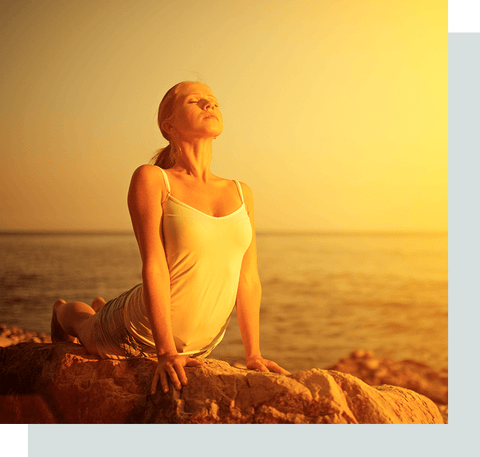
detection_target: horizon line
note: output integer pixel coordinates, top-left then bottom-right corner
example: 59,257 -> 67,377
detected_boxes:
0,229 -> 448,236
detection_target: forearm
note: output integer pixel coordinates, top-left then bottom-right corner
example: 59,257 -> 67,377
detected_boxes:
142,265 -> 177,357
236,277 -> 262,360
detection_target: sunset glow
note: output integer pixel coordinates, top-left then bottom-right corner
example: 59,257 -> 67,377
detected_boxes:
0,0 -> 447,232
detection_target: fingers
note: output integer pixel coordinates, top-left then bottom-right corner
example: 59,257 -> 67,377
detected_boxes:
166,364 -> 184,391
151,371 -> 160,395
250,361 -> 269,372
160,370 -> 169,393
247,358 -> 291,375
151,368 -> 169,395
152,356 -> 197,395
264,360 -> 291,375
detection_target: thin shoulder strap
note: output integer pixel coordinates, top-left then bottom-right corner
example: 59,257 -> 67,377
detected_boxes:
233,180 -> 244,203
157,167 -> 171,195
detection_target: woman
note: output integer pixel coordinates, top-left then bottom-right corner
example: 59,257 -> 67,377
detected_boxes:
51,81 -> 289,395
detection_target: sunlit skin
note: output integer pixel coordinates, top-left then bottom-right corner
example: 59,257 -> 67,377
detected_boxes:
131,83 -> 290,394
51,82 -> 289,395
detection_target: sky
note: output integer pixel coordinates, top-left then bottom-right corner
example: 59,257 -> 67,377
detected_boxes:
0,0 -> 447,232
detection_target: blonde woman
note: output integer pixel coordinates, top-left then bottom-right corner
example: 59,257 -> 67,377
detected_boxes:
51,81 -> 289,395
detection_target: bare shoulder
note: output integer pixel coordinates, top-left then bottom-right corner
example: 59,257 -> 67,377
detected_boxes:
239,181 -> 253,200
129,164 -> 168,201
131,164 -> 167,187
131,164 -> 164,181
238,181 -> 255,214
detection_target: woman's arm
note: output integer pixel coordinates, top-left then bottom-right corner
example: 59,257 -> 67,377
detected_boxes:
236,183 -> 290,375
128,165 -> 204,394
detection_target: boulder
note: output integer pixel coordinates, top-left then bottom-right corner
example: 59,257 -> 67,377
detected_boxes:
0,343 -> 443,424
326,350 -> 448,405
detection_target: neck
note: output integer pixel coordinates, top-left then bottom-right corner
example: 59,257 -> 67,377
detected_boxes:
173,137 -> 214,180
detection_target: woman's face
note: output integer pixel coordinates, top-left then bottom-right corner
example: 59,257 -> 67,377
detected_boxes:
168,83 -> 223,140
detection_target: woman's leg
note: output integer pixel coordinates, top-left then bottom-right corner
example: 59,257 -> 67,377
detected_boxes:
51,299 -> 100,356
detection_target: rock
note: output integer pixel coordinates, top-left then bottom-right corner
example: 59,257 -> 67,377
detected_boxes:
0,337 -> 13,348
326,350 -> 448,407
10,326 -> 22,336
0,343 -> 444,424
8,336 -> 19,345
0,325 -> 51,347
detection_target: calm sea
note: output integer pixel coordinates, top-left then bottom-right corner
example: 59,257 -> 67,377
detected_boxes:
0,231 -> 448,372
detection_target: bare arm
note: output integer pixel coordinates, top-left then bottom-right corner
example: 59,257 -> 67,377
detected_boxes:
128,165 -> 203,393
236,183 -> 290,375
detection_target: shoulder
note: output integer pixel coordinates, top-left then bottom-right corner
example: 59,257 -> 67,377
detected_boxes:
238,181 -> 253,199
131,164 -> 167,186
131,164 -> 164,180
129,164 -> 168,200
238,181 -> 255,213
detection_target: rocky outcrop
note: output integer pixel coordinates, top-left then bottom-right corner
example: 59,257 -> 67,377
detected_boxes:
0,324 -> 51,347
326,349 -> 448,423
0,343 -> 444,424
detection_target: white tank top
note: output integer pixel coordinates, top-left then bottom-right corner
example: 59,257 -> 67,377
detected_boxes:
124,168 -> 253,355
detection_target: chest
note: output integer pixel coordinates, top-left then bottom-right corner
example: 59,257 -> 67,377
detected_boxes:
167,179 -> 242,218
162,200 -> 252,258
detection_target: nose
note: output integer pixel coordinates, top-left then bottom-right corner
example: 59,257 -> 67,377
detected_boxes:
202,99 -> 215,110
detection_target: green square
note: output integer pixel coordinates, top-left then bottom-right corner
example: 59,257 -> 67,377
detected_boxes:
449,0 -> 480,32
0,424 -> 27,457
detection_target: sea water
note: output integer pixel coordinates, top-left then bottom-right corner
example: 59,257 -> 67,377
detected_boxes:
0,231 -> 447,373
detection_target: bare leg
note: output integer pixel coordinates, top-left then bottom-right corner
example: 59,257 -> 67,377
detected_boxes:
51,299 -> 99,356
91,297 -> 106,313
51,300 -> 76,343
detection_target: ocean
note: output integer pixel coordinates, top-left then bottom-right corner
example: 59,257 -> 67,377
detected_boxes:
0,231 -> 448,373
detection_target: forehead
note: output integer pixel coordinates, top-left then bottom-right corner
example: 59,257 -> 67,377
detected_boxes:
179,83 -> 216,98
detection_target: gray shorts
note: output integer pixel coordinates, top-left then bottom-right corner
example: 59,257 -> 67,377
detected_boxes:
94,288 -> 156,359
94,288 -> 214,360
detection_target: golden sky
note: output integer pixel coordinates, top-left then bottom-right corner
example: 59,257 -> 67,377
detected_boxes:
0,0 -> 447,232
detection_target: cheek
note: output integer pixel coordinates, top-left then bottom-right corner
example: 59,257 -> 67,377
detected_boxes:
174,109 -> 196,129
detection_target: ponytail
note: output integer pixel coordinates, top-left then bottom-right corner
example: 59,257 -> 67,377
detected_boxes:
150,81 -> 196,169
151,144 -> 176,169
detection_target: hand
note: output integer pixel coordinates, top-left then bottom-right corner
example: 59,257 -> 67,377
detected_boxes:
246,356 -> 290,375
151,353 -> 205,395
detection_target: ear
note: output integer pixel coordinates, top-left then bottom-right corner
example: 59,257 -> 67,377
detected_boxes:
162,120 -> 175,134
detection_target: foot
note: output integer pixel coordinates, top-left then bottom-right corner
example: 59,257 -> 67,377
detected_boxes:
91,297 -> 106,313
51,300 -> 77,343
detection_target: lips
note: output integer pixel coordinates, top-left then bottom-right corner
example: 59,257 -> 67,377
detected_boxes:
204,114 -> 218,120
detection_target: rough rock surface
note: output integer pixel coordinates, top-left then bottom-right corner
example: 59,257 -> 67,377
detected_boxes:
326,350 -> 448,404
0,343 -> 443,424
326,349 -> 448,423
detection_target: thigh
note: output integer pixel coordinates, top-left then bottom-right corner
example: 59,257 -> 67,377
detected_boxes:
93,290 -> 155,360
77,315 -> 100,356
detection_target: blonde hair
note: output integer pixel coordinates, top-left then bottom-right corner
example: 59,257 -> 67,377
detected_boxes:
151,81 -> 196,168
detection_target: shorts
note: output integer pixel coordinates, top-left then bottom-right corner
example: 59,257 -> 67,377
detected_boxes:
94,289 -> 156,359
93,288 -> 214,360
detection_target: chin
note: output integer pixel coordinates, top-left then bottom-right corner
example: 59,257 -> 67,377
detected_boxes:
207,129 -> 223,138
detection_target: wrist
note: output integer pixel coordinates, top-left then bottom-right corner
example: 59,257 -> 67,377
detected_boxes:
156,348 -> 178,358
246,353 -> 262,361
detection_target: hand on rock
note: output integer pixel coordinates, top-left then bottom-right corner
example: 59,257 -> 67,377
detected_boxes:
246,356 -> 290,375
151,353 -> 205,395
